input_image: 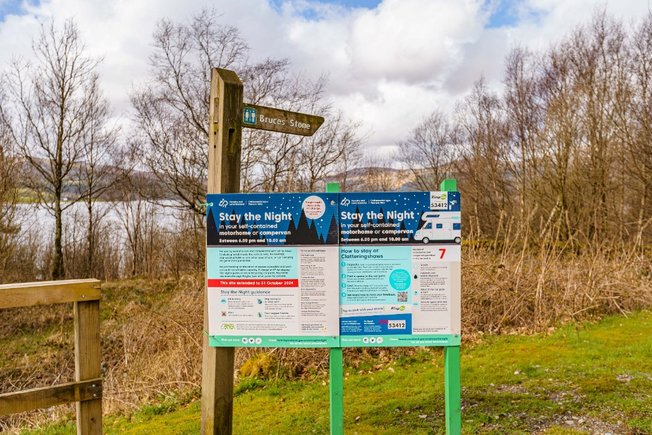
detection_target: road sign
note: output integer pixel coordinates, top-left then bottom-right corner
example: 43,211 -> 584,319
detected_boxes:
242,104 -> 324,136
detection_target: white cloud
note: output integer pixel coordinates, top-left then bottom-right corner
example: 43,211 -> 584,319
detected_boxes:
349,0 -> 484,84
1,0 -> 650,152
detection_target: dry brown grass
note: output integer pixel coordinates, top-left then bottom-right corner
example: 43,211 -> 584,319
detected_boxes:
462,245 -> 652,334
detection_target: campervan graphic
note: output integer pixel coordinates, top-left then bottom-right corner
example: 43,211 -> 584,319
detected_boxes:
414,212 -> 461,244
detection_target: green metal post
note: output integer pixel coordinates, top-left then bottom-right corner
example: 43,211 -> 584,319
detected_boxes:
441,178 -> 461,434
440,178 -> 457,192
326,181 -> 344,435
329,348 -> 344,435
326,182 -> 340,194
444,346 -> 461,435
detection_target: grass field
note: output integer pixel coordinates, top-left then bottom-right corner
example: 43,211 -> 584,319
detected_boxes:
22,310 -> 652,434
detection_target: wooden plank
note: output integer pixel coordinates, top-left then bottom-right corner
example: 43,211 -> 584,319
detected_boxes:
242,104 -> 324,136
201,68 -> 242,435
212,68 -> 243,194
74,300 -> 102,435
0,379 -> 102,416
0,279 -> 101,309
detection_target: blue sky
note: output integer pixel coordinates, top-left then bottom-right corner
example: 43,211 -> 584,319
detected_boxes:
268,0 -> 533,28
266,0 -> 539,29
270,0 -> 382,10
0,0 -> 21,19
0,0 -> 37,20
487,0 -> 520,28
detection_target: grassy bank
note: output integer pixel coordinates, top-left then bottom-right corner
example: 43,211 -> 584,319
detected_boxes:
23,310 -> 652,434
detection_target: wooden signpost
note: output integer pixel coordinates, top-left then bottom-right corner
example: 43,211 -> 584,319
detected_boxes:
202,68 -> 324,435
202,68 -> 242,435
243,104 -> 324,136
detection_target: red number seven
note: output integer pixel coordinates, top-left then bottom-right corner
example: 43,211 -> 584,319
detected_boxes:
438,248 -> 446,259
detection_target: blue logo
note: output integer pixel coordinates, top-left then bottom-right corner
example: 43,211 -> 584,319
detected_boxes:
243,107 -> 257,125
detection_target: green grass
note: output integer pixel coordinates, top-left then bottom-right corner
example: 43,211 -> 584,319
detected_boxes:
22,311 -> 652,434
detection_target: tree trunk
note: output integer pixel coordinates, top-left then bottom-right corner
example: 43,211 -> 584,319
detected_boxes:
86,200 -> 95,278
52,196 -> 65,280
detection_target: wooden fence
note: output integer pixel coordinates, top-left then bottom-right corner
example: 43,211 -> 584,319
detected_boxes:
0,279 -> 102,434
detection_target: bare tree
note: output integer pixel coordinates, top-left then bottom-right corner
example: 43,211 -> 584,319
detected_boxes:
398,110 -> 457,191
296,112 -> 362,191
393,9 -> 652,249
615,13 -> 652,244
0,105 -> 20,279
455,78 -> 511,237
568,12 -> 626,241
131,10 -> 248,214
77,79 -> 122,277
503,47 -> 542,221
241,70 -> 361,193
115,199 -> 159,278
1,20 -> 107,279
133,10 -> 362,211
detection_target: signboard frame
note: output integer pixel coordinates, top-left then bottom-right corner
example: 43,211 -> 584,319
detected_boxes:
205,190 -> 461,350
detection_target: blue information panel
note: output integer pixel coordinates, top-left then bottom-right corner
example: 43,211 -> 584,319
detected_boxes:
338,192 -> 461,347
206,191 -> 461,348
206,193 -> 340,348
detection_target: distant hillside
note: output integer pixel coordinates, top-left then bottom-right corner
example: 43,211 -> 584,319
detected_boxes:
15,158 -> 174,202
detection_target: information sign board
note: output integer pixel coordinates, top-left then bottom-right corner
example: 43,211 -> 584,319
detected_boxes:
206,193 -> 340,347
205,191 -> 461,348
338,192 -> 461,347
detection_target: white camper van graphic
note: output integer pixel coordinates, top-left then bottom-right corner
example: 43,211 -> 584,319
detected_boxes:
414,212 -> 461,244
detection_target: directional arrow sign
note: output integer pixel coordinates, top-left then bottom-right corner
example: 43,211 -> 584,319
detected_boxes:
242,104 -> 324,136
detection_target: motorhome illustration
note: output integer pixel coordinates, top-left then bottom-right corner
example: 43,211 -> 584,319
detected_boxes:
413,211 -> 462,244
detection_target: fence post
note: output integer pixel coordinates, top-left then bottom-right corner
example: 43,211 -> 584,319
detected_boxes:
201,67 -> 243,435
74,299 -> 102,435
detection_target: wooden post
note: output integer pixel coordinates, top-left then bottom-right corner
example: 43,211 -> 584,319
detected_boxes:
74,300 -> 102,435
201,68 -> 243,435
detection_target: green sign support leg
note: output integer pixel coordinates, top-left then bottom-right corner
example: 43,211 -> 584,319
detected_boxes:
440,178 -> 461,433
326,181 -> 344,435
444,346 -> 461,435
329,347 -> 344,435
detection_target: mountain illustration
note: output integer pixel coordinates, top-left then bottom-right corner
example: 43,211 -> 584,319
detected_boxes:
326,214 -> 338,244
285,218 -> 297,245
207,208 -> 219,245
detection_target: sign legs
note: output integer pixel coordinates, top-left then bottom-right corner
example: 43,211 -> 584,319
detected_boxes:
444,346 -> 461,435
329,348 -> 344,435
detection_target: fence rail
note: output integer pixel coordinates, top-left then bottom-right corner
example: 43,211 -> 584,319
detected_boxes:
0,279 -> 102,435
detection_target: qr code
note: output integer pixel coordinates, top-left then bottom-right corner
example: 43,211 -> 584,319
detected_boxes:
397,291 -> 408,302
